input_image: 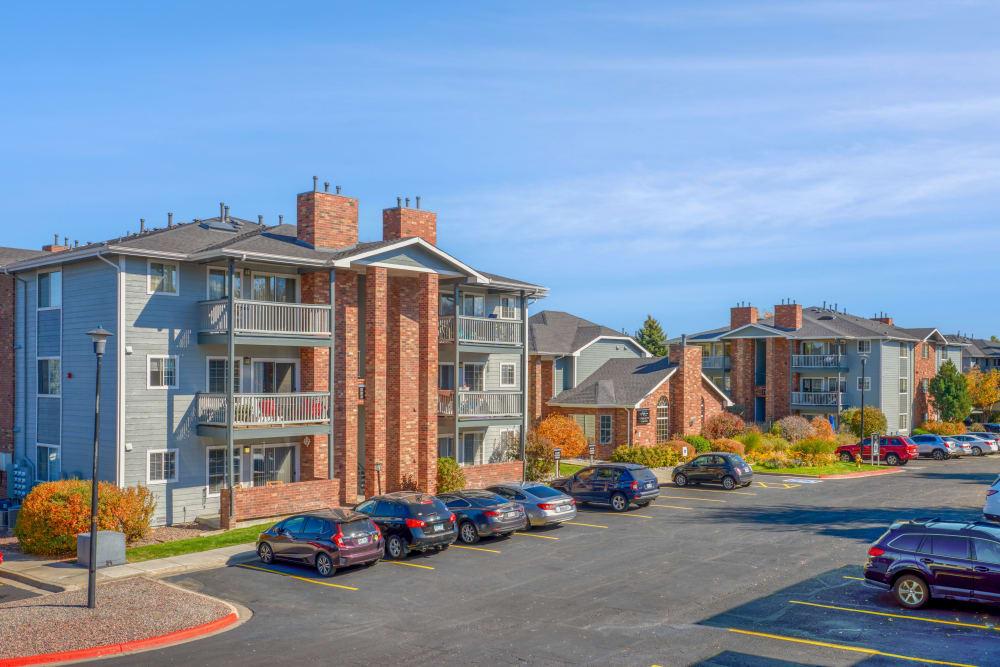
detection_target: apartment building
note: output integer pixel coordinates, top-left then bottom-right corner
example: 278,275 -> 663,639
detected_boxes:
675,303 -> 965,434
3,182 -> 544,525
945,334 -> 1000,373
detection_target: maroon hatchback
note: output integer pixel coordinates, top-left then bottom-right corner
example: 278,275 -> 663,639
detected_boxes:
256,509 -> 383,577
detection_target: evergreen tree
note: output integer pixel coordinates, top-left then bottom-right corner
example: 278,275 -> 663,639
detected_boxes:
636,315 -> 668,357
929,360 -> 973,422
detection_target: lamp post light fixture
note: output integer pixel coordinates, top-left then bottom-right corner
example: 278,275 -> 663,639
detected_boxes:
85,326 -> 113,609
858,353 -> 869,468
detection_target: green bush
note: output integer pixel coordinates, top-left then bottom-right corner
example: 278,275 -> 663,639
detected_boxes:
969,422 -> 986,432
911,427 -> 930,436
762,434 -> 791,451
436,457 -> 466,493
683,434 -> 713,453
610,444 -> 683,468
736,430 -> 764,452
841,406 -> 888,438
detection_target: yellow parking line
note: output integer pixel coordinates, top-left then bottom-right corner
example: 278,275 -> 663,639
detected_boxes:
580,511 -> 653,519
755,481 -> 800,489
235,563 -> 359,590
790,600 -> 1000,631
727,628 -> 977,667
842,575 -> 865,581
381,560 -> 434,570
658,495 -> 727,503
514,532 -> 559,540
451,544 -> 501,554
564,521 -> 607,529
650,504 -> 695,510
673,487 -> 755,495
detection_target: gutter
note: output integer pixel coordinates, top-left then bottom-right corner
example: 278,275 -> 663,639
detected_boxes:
3,268 -> 28,476
96,252 -> 126,487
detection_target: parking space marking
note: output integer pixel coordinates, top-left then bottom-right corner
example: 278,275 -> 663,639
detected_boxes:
669,487 -> 756,495
842,575 -> 865,581
580,511 -> 653,519
381,560 -> 434,570
514,532 -> 559,540
564,521 -> 607,529
451,544 -> 501,554
754,481 -> 800,489
649,504 -> 695,510
726,628 -> 977,667
789,600 -> 1000,632
235,563 -> 359,590
657,495 -> 727,503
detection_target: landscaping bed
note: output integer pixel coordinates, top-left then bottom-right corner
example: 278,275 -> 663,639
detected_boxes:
752,461 -> 891,477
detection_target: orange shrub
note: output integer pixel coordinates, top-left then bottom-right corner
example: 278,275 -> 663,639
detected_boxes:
14,480 -> 156,557
711,439 -> 746,455
664,439 -> 696,460
536,414 -> 588,458
703,412 -> 746,439
809,416 -> 836,441
920,420 -> 966,436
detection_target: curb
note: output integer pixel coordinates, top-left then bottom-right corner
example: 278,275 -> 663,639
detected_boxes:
751,467 -> 902,480
0,569 -> 66,593
0,611 -> 239,666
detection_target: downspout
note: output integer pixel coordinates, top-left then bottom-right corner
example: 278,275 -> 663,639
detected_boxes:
226,258 -> 236,519
3,268 -> 28,477
328,269 -> 335,480
520,290 -> 528,482
95,252 -> 125,487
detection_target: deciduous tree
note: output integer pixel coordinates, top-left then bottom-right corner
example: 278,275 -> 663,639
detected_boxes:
966,368 -> 1000,423
929,360 -> 972,422
536,414 -> 588,458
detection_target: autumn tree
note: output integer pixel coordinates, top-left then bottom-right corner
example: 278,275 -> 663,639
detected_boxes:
929,360 -> 972,422
966,368 -> 1000,423
536,414 -> 588,458
635,315 -> 668,357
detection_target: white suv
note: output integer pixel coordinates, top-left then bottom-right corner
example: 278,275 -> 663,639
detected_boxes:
985,475 -> 1000,523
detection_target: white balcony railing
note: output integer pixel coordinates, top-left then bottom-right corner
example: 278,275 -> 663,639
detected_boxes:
438,315 -> 522,345
702,355 -> 730,370
438,391 -> 521,417
197,392 -> 330,427
792,354 -> 847,368
791,391 -> 844,406
199,299 -> 331,337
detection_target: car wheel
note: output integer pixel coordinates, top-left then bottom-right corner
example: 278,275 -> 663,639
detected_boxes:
973,446 -> 983,456
315,552 -> 335,578
886,453 -> 901,466
610,492 -> 628,512
257,542 -> 274,564
459,521 -> 480,544
893,574 -> 930,609
385,534 -> 407,560
722,476 -> 736,490
932,449 -> 945,461
839,451 -> 854,463
674,473 -> 688,487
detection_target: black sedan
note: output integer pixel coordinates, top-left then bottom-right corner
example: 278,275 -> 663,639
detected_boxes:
672,452 -> 754,490
437,489 -> 527,544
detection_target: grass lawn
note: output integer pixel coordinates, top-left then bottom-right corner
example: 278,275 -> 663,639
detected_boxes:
552,462 -> 585,477
754,461 -> 888,476
126,521 -> 276,563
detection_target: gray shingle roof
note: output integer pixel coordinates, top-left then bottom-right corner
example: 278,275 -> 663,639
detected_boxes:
947,334 -> 1000,359
549,357 -> 677,407
0,246 -> 47,267
529,310 -> 635,355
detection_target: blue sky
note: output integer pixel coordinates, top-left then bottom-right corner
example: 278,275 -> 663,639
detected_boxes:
3,1 -> 999,338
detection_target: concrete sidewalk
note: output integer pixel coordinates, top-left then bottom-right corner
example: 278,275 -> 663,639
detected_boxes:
0,543 -> 258,591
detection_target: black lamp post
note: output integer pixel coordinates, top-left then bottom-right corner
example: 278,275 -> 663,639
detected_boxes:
859,353 -> 869,467
85,326 -> 113,609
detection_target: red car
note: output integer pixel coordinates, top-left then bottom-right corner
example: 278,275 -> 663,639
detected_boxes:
837,436 -> 919,466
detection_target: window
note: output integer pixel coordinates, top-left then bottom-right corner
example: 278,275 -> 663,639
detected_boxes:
858,340 -> 871,354
899,414 -> 908,430
900,378 -> 908,394
973,539 -> 1000,565
252,360 -> 297,393
148,356 -> 178,389
500,296 -> 516,319
857,377 -> 871,391
940,346 -> 947,361
207,358 -> 240,394
575,468 -> 595,482
899,344 -> 908,358
437,436 -> 454,459
656,397 -> 670,443
462,294 -> 485,317
922,535 -> 969,560
460,432 -> 483,465
438,364 -> 454,391
462,363 -> 484,391
148,261 -> 178,295
251,273 -> 296,303
438,293 -> 456,316
572,414 -> 596,441
207,268 -> 241,300
922,344 -> 930,359
599,415 -> 612,444
499,362 -> 516,388
207,447 -> 241,495
147,449 -> 178,484
303,516 -> 328,536
888,534 -> 924,552
36,444 -> 60,482
37,358 -> 60,396
37,271 -> 61,308
282,516 -> 306,534
921,378 -> 929,392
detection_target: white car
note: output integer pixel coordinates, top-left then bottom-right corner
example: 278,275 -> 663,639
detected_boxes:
985,475 -> 1000,522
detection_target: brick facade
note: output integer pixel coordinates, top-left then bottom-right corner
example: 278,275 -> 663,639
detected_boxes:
774,303 -> 802,331
300,270 -> 331,482
461,461 -> 524,488
528,356 -> 544,425
333,270 -> 359,504
729,338 -> 756,420
913,341 -> 937,425
365,265 -> 388,497
416,272 -> 439,494
765,338 -> 791,420
296,190 -> 359,249
219,478 -> 342,530
382,207 -> 437,246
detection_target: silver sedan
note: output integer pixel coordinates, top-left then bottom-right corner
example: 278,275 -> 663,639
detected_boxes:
486,482 -> 577,528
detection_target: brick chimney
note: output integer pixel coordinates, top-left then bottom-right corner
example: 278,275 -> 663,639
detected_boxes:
383,198 -> 436,246
873,313 -> 894,326
730,304 -> 758,329
668,344 -> 704,435
41,234 -> 69,253
296,181 -> 358,249
774,303 -> 802,330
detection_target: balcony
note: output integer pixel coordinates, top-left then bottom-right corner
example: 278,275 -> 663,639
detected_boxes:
196,392 -> 331,440
438,315 -> 522,346
702,355 -> 730,370
792,354 -> 848,369
791,391 -> 844,407
198,299 -> 332,346
437,390 -> 521,418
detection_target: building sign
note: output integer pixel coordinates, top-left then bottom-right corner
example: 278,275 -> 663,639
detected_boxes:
588,444 -> 595,460
636,408 -> 650,425
553,448 -> 561,460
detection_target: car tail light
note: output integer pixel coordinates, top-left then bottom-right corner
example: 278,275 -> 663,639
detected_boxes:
449,512 -> 456,523
569,499 -> 576,506
334,524 -> 345,547
483,510 -> 501,518
988,490 -> 998,496
868,546 -> 885,557
630,481 -> 638,491
370,520 -> 381,539
538,503 -> 557,510
405,518 -> 426,528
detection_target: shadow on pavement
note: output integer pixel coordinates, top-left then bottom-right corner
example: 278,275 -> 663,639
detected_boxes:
691,650 -> 822,666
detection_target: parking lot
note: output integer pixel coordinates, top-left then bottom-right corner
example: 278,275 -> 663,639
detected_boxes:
102,456 -> 999,666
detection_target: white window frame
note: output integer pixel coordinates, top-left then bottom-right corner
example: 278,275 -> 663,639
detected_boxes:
37,357 -> 61,397
147,355 -> 179,389
461,362 -> 485,391
899,413 -> 908,430
147,259 -> 180,296
147,449 -> 178,484
857,340 -> 871,354
499,362 -> 517,388
459,431 -> 484,466
922,343 -> 930,359
599,414 -> 613,445
437,435 -> 455,460
499,296 -> 516,320
206,446 -> 241,497
37,270 -> 62,310
35,443 -> 61,482
249,443 -> 300,487
206,357 -> 241,394
857,376 -> 871,391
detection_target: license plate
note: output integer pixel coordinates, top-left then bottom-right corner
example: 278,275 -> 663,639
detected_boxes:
357,536 -> 369,545
433,523 -> 443,532
645,482 -> 654,488
557,505 -> 569,512
505,512 -> 518,520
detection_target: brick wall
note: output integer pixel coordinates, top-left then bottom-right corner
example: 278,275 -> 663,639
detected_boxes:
297,190 -> 359,249
914,342 -> 937,424
416,272 -> 439,494
540,358 -> 554,410
774,304 -> 802,330
0,274 -> 12,499
462,461 -> 523,488
668,345 -> 703,435
730,305 -> 758,329
528,355 -> 544,424
382,206 -> 437,246
333,269 -> 359,504
387,276 -> 420,491
300,270 -> 331,481
365,266 -> 388,497
219,478 -> 342,530
765,338 -> 791,420
729,339 -> 755,419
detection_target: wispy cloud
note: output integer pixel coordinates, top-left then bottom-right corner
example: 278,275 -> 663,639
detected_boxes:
825,97 -> 1000,128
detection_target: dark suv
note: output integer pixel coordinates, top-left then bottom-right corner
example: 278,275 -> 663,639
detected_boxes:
864,519 -> 1000,608
672,452 -> 753,490
256,509 -> 383,577
550,463 -> 660,512
355,491 -> 456,560
438,489 -> 526,544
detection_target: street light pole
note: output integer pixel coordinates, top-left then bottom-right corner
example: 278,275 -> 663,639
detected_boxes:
859,353 -> 869,468
86,326 -> 113,609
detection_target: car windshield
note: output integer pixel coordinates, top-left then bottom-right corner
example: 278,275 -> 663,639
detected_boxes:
527,485 -> 564,498
726,454 -> 748,466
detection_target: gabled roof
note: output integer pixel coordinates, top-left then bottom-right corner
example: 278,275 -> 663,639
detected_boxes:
529,310 -> 646,356
0,246 -> 47,267
947,334 -> 1000,359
